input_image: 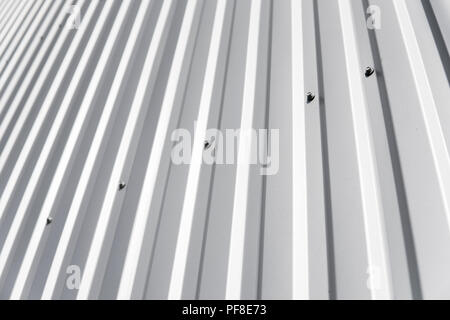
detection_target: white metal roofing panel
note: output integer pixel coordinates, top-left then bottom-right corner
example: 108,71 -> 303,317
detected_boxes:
0,0 -> 449,300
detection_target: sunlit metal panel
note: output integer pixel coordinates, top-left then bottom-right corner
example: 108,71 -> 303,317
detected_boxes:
0,0 -> 449,300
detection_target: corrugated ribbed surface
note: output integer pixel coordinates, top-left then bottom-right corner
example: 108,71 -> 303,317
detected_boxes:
0,0 -> 449,300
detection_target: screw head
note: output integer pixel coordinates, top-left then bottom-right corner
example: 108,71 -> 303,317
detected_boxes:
204,140 -> 212,150
119,182 -> 126,190
46,217 -> 53,225
306,92 -> 316,103
365,66 -> 375,77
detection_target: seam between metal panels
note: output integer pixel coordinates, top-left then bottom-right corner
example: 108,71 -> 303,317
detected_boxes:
313,0 -> 337,300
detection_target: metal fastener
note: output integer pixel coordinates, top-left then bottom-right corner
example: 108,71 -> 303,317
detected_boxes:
46,217 -> 53,225
365,66 -> 375,77
119,182 -> 126,190
204,140 -> 212,150
306,92 -> 316,103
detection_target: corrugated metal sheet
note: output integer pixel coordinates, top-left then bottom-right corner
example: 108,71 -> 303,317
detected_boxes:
0,0 -> 449,300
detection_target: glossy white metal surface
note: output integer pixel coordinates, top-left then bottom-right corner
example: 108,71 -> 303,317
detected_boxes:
0,0 -> 449,300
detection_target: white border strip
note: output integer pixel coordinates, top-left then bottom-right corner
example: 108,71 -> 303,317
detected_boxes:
225,0 -> 262,300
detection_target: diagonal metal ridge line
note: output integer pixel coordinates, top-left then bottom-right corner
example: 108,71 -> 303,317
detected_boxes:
0,0 -> 107,294
338,0 -> 392,300
117,0 -> 201,300
226,0 -> 262,300
168,0 -> 228,300
0,0 -> 449,300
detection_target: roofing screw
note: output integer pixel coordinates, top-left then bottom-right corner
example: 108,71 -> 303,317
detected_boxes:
46,217 -> 53,225
365,66 -> 375,78
204,140 -> 212,150
306,92 -> 316,103
119,182 -> 126,191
